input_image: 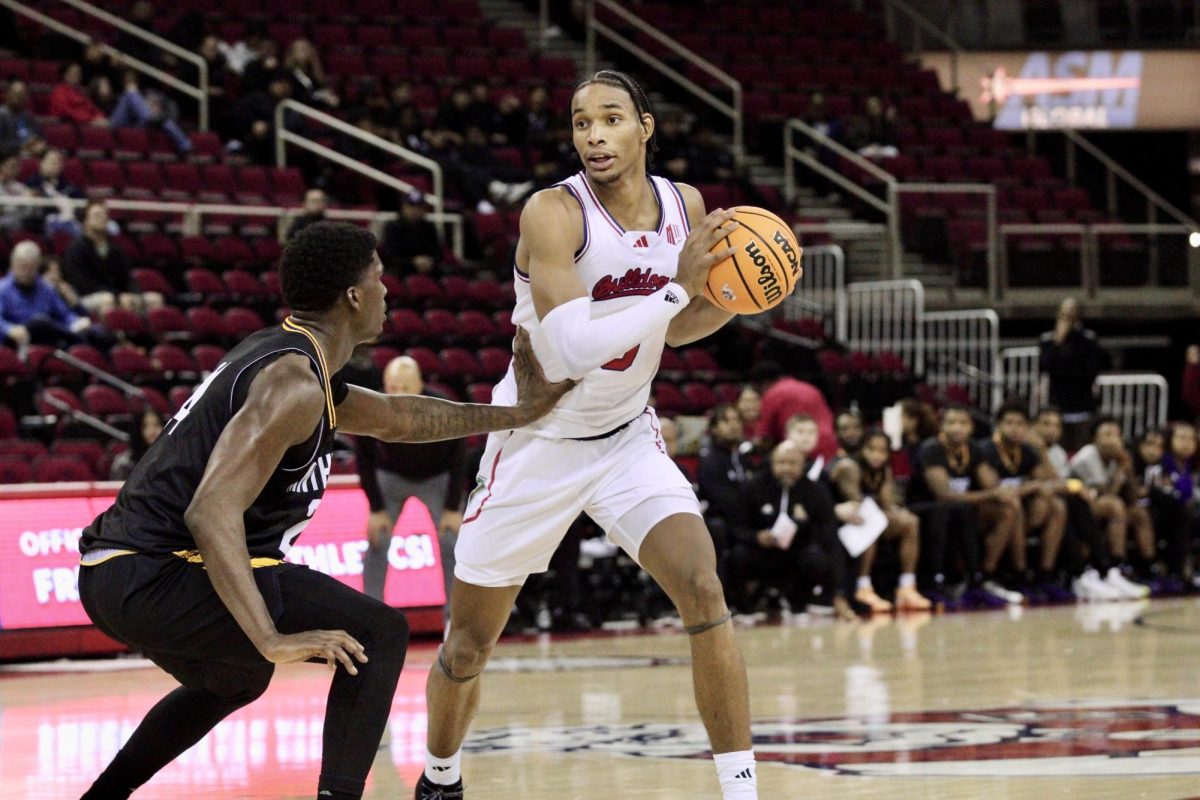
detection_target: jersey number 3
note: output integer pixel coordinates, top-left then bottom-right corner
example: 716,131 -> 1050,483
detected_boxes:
602,345 -> 640,372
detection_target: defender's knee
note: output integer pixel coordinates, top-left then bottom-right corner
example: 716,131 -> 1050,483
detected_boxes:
674,568 -> 727,620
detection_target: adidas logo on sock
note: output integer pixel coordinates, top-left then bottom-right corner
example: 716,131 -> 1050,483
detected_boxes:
733,768 -> 754,780
431,765 -> 451,772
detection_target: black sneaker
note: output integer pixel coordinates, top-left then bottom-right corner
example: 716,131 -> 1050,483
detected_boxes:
414,773 -> 464,799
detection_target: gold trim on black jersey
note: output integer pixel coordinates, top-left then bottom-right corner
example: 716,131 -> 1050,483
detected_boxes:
280,317 -> 337,429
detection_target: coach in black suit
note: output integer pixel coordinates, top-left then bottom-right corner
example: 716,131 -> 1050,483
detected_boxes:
734,440 -> 853,619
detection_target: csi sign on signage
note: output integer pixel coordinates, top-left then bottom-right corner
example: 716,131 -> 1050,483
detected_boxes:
921,50 -> 1200,130
0,482 -> 444,631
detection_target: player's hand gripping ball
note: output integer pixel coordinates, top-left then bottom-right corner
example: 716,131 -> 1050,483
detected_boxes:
703,207 -> 803,314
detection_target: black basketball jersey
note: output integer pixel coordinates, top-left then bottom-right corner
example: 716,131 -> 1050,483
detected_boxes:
81,319 -> 348,559
907,436 -> 984,504
981,439 -> 1040,488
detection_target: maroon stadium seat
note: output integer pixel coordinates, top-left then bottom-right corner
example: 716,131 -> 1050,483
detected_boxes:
476,347 -> 510,379
192,344 -> 227,373
439,347 -> 482,379
110,345 -> 156,378
51,440 -> 106,473
82,384 -> 132,417
131,268 -> 177,298
222,269 -> 270,297
0,460 -> 32,484
77,125 -> 115,158
147,305 -> 189,335
388,309 -> 426,342
652,382 -> 686,416
169,384 -> 195,412
186,306 -> 228,338
371,345 -> 402,373
403,347 -> 443,377
222,307 -> 265,337
103,307 -> 149,337
466,383 -> 492,405
0,404 -> 14,438
455,310 -> 496,342
423,309 -> 459,340
65,343 -> 111,373
0,438 -> 48,461
151,344 -> 199,375
185,267 -> 226,296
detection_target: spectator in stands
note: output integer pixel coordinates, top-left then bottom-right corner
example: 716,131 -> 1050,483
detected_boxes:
426,85 -> 474,154
109,71 -> 192,154
737,440 -> 854,619
109,408 -> 164,480
1040,298 -> 1103,452
494,92 -> 528,148
855,95 -> 899,160
980,401 -> 1070,599
41,254 -> 82,312
219,24 -> 269,76
1069,417 -> 1153,597
698,404 -> 751,578
0,80 -> 45,157
525,85 -> 554,150
1155,423 -> 1200,585
805,92 -> 843,198
63,200 -> 159,314
656,113 -> 690,182
0,240 -> 96,349
286,189 -> 328,240
356,355 -> 468,606
905,403 -> 1025,607
1033,406 -> 1071,478
197,36 -> 228,99
1183,345 -> 1200,421
847,430 -> 931,612
465,80 -> 500,141
835,409 -> 866,458
48,62 -> 107,125
1027,405 -> 1122,600
115,2 -> 161,70
751,361 -> 837,460
380,191 -> 440,277
899,398 -> 939,465
0,152 -> 32,231
80,41 -> 120,89
25,148 -> 83,238
786,413 -> 829,479
736,384 -> 761,440
284,39 -> 339,110
230,73 -> 294,164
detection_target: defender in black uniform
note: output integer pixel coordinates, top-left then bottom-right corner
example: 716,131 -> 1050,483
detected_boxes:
77,222 -> 571,800
980,401 -> 1069,598
907,403 -> 1025,607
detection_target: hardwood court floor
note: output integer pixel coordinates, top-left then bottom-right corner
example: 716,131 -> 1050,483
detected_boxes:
5,599 -> 1200,799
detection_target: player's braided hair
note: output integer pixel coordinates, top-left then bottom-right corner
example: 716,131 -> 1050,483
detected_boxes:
280,221 -> 376,312
570,70 -> 658,171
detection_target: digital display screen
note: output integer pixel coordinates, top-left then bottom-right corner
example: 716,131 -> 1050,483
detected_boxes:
0,482 -> 444,631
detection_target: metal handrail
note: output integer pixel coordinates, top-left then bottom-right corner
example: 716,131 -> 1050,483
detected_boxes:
0,0 -> 210,131
585,0 -> 743,160
882,0 -> 962,93
52,348 -> 145,398
39,391 -> 129,442
275,100 -> 449,235
1064,129 -> 1200,230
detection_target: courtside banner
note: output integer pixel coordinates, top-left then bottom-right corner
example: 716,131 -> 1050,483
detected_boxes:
0,478 -> 444,631
920,50 -> 1200,130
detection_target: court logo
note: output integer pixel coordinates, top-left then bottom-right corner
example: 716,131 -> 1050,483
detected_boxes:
466,700 -> 1200,776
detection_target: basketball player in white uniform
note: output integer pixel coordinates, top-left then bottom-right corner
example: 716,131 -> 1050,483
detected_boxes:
415,71 -> 794,800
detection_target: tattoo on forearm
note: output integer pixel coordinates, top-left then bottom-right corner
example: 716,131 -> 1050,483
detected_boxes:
393,395 -> 526,442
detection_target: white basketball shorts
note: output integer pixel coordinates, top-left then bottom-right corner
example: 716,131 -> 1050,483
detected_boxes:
454,407 -> 702,587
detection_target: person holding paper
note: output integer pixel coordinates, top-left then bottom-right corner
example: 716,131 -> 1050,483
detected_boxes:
736,440 -> 854,620
836,431 -> 932,613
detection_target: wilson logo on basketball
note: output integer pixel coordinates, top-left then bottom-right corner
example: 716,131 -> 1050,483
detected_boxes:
744,241 -> 782,304
592,267 -> 671,301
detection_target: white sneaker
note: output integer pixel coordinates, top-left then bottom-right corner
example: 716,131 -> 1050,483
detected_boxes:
1073,568 -> 1122,602
981,579 -> 1025,605
1105,567 -> 1150,600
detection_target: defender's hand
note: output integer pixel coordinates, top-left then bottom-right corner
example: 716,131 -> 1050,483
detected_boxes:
675,208 -> 738,298
512,327 -> 574,420
258,630 -> 368,675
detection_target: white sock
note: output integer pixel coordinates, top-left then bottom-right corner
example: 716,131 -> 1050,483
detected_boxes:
899,572 -> 917,588
714,750 -> 757,799
856,576 -> 872,591
424,748 -> 461,786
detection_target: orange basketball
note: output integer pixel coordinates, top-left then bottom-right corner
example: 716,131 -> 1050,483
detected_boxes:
703,207 -> 802,315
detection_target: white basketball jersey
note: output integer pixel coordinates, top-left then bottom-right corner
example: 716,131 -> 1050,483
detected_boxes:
492,171 -> 691,439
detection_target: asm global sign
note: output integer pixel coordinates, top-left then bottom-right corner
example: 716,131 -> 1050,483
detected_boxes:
921,50 -> 1200,130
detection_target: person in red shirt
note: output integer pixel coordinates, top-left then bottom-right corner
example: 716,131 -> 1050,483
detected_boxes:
48,62 -> 106,125
750,362 -> 837,461
1183,345 -> 1200,421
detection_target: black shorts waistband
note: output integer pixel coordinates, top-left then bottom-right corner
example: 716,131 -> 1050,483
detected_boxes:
566,412 -> 642,442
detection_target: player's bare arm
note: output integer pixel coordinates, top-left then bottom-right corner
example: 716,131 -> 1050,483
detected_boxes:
338,328 -> 573,442
666,183 -> 749,347
184,354 -> 367,674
